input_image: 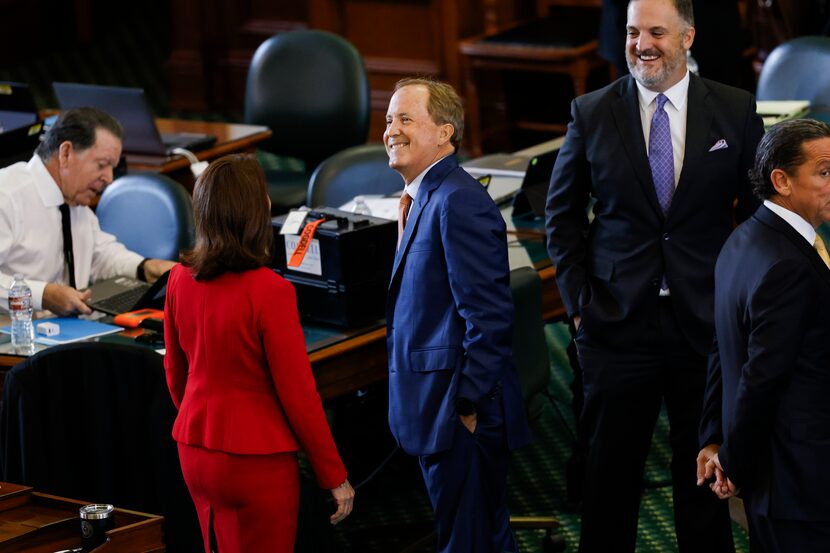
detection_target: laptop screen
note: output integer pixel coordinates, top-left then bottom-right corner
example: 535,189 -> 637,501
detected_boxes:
0,82 -> 42,167
512,148 -> 559,218
53,82 -> 168,155
0,82 -> 39,134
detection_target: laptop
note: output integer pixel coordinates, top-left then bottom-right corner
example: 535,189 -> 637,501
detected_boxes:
85,270 -> 170,316
0,82 -> 39,134
53,82 -> 216,156
0,82 -> 44,167
512,148 -> 559,217
462,153 -> 530,178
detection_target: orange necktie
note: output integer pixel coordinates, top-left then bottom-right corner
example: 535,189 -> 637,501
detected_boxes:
397,192 -> 413,249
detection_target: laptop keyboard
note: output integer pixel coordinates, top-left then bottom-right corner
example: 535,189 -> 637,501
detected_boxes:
94,286 -> 146,314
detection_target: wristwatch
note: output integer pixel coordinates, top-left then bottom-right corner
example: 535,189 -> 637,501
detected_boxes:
136,258 -> 149,282
455,397 -> 477,416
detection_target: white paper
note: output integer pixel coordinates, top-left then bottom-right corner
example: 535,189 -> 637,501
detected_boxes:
280,210 -> 309,235
339,195 -> 400,221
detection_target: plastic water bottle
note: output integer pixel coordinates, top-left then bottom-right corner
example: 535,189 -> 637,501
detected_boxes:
8,274 -> 35,354
352,196 -> 372,216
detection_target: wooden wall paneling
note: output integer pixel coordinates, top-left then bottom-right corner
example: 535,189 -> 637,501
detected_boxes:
167,0 -> 539,134
231,4 -> 310,113
308,0 -> 492,143
168,0 -> 220,112
169,0 -> 310,113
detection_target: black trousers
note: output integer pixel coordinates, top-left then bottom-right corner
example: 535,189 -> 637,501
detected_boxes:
746,499 -> 830,553
575,299 -> 734,553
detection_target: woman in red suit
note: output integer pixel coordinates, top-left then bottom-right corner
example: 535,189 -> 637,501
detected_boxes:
164,154 -> 354,553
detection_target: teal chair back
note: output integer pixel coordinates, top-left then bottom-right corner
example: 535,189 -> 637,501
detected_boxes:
510,266 -> 551,420
244,30 -> 370,213
757,36 -> 830,110
307,144 -> 401,208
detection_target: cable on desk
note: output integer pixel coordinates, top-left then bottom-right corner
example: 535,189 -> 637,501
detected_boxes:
171,147 -> 209,178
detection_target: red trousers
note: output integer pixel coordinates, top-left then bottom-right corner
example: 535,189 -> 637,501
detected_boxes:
178,443 -> 300,553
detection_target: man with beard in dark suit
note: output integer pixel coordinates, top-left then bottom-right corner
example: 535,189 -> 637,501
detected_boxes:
546,0 -> 764,550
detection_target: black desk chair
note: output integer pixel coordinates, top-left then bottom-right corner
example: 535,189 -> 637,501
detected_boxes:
244,30 -> 371,214
756,36 -> 830,111
97,173 -> 194,261
510,266 -> 551,421
307,144 -> 402,208
0,342 -> 201,552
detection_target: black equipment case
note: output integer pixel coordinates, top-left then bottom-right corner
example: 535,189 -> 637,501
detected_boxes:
271,208 -> 397,327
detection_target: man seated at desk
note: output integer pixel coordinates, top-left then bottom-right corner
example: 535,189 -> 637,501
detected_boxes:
0,107 -> 174,315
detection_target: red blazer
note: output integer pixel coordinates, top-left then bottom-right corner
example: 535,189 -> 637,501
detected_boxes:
163,264 -> 346,489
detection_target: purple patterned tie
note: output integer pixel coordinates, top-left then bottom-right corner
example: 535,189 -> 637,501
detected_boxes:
649,94 -> 674,216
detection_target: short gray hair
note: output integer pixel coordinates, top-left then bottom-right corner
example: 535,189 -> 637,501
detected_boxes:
36,107 -> 123,160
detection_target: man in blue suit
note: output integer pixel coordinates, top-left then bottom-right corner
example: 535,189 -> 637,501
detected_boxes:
698,119 -> 830,552
546,0 -> 764,550
384,77 -> 531,553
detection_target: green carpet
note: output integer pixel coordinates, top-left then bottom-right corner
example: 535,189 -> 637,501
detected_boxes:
324,322 -> 750,552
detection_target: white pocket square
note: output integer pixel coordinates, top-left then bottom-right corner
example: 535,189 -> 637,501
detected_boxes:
709,139 -> 728,152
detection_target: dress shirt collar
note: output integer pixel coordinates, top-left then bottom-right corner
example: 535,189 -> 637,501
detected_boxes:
28,155 -> 65,208
636,70 -> 690,113
764,200 -> 817,245
403,155 -> 449,199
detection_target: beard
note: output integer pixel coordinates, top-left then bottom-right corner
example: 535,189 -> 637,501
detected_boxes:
627,47 -> 687,90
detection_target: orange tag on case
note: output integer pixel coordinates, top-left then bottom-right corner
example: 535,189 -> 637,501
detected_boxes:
288,218 -> 326,268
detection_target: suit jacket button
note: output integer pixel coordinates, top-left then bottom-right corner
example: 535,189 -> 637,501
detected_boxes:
663,233 -> 670,240
651,278 -> 659,286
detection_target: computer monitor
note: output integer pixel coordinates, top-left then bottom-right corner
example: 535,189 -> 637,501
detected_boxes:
0,82 -> 38,134
0,82 -> 42,167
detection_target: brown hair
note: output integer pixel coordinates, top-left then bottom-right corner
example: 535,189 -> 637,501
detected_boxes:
181,154 -> 273,280
394,77 -> 464,151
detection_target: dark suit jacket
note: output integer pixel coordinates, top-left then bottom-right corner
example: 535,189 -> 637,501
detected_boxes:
386,155 -> 531,456
700,205 -> 830,521
545,74 -> 764,354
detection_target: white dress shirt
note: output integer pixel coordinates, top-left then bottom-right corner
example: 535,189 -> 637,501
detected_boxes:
636,70 -> 690,188
0,155 -> 143,310
763,200 -> 817,245
402,155 -> 449,204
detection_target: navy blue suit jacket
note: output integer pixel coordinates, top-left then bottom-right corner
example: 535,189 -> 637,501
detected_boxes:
386,155 -> 531,456
700,205 -> 830,521
546,74 -> 764,354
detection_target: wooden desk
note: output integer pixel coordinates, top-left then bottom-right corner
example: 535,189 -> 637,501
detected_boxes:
459,12 -> 607,157
125,119 -> 272,192
0,174 -> 564,402
0,257 -> 561,404
308,270 -> 563,402
38,112 -> 272,191
302,205 -> 563,401
0,482 -> 164,552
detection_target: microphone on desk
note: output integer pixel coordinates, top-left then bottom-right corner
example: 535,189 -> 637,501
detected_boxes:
171,147 -> 209,178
